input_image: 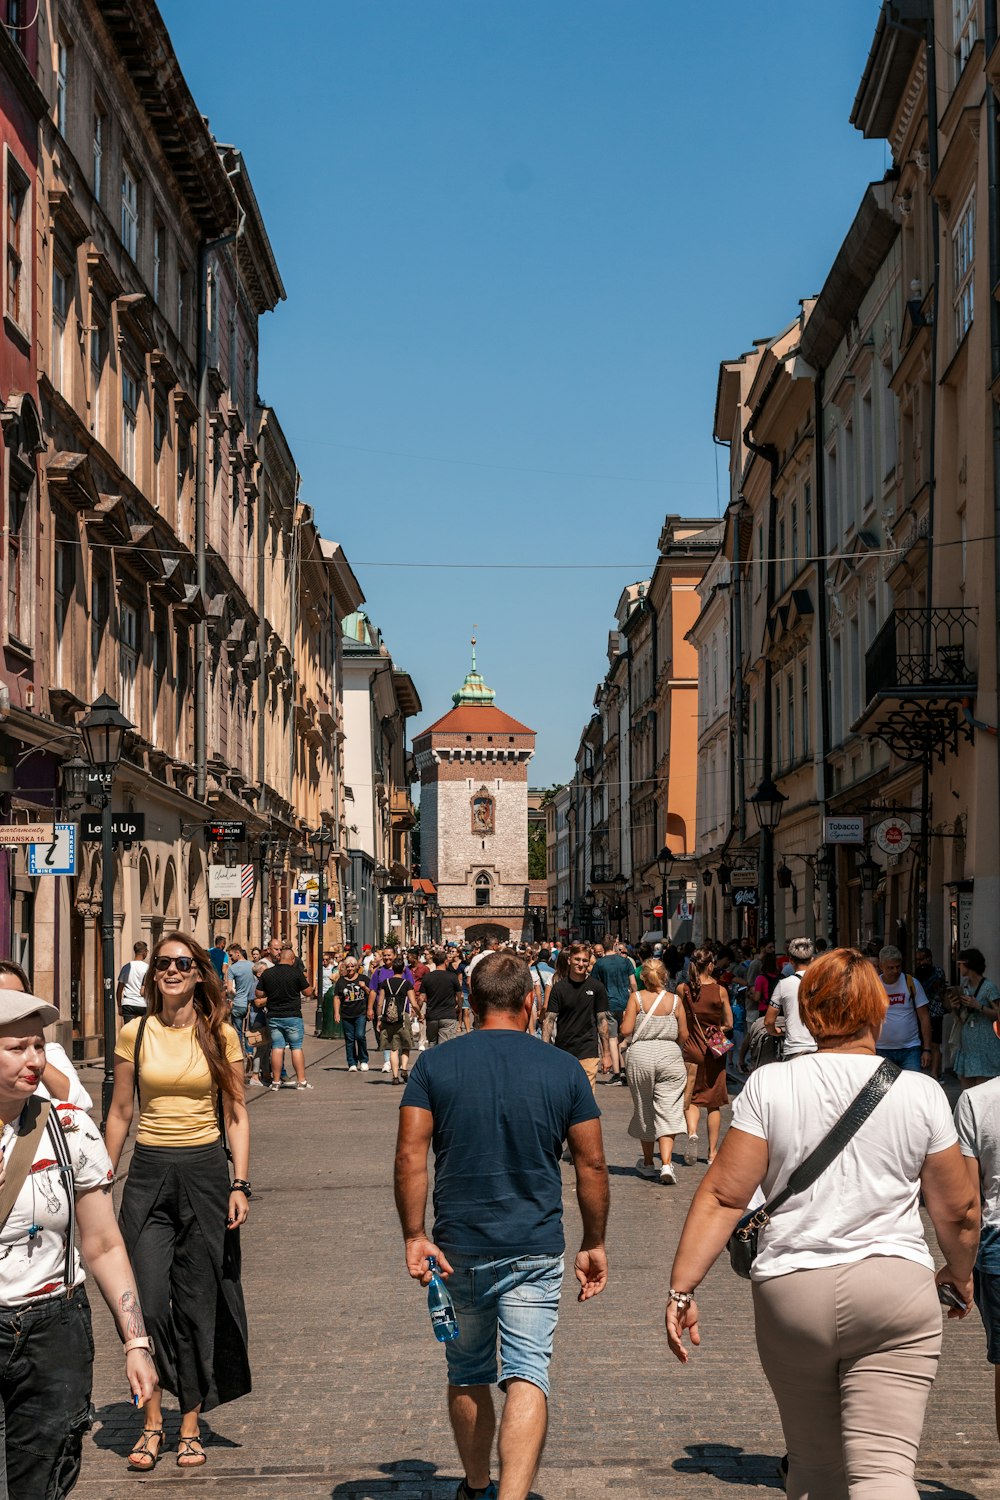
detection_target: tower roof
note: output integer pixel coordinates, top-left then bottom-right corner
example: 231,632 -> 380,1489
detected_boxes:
452,636 -> 495,707
416,704 -> 535,739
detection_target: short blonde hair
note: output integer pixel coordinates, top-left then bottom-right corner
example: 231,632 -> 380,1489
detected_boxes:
797,948 -> 888,1046
640,958 -> 667,993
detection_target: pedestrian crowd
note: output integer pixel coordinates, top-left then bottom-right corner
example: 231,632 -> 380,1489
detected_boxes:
3,924 -> 1000,1500
389,930 -> 1000,1500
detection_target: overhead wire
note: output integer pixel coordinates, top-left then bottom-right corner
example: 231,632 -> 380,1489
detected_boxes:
19,529 -> 996,569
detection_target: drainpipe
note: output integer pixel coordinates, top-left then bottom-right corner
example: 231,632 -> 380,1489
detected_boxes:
195,228 -> 239,805
743,419 -> 780,939
986,0 -> 1000,966
919,8 -> 942,948
728,497 -> 748,845
813,372 -> 838,943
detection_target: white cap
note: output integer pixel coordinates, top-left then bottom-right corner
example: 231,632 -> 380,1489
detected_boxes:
0,991 -> 59,1028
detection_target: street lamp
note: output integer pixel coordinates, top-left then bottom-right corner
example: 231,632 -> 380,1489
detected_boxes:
612,870 -> 627,941
561,898 -> 572,938
59,756 -> 89,808
656,845 -> 674,942
413,889 -> 427,947
750,777 -> 787,941
583,888 -> 595,942
310,824 -> 334,1003
80,693 -> 133,1130
856,850 -> 880,893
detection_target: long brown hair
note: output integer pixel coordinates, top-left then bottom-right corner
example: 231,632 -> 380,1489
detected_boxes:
685,948 -> 715,1003
141,931 -> 238,1100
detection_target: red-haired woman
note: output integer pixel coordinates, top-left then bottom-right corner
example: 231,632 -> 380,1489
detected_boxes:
666,948 -> 979,1499
105,933 -> 251,1472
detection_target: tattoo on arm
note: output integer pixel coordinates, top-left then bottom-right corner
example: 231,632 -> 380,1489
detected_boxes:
119,1289 -> 147,1340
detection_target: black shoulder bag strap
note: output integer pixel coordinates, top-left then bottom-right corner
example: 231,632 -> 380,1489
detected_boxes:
730,1059 -> 901,1277
44,1104 -> 75,1296
132,1013 -> 149,1107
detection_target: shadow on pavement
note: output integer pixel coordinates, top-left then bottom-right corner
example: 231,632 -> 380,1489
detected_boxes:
330,1461 -> 543,1499
673,1444 -> 783,1489
89,1401 -> 238,1458
673,1445 -> 980,1499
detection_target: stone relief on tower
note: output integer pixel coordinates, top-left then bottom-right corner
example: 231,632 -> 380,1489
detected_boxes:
471,789 -> 495,835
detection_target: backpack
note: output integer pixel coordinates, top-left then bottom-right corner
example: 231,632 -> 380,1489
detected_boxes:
747,1018 -> 783,1071
382,977 -> 409,1025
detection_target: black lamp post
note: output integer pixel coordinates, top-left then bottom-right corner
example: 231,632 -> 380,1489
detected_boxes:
583,888 -> 595,942
413,889 -> 427,947
749,776 -> 787,941
612,870 -> 627,941
79,694 -> 133,1130
310,825 -> 334,1000
656,845 -> 674,941
562,898 -> 572,939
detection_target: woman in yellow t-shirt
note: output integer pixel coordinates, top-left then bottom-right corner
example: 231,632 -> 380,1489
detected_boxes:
105,933 -> 250,1472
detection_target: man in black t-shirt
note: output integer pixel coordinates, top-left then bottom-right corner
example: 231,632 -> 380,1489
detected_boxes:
418,950 -> 462,1046
543,943 -> 608,1093
333,954 -> 372,1072
256,945 -> 313,1091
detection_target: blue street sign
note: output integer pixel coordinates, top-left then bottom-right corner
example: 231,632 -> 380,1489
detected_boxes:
298,906 -> 319,925
293,891 -> 307,907
27,823 -> 77,877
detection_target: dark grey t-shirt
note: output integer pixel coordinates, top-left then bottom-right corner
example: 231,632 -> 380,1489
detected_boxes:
402,1031 -> 600,1257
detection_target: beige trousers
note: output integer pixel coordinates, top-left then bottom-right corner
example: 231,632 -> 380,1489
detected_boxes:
752,1256 -> 942,1500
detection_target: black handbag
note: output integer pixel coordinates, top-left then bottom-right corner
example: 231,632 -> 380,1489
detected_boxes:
728,1059 -> 901,1279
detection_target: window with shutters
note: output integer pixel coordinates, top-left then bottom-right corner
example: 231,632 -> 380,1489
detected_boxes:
5,155 -> 29,334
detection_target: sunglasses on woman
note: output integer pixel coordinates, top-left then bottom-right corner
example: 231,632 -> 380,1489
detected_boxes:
153,955 -> 196,973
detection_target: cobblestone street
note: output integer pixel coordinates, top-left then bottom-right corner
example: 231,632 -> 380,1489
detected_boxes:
71,1039 -> 1000,1500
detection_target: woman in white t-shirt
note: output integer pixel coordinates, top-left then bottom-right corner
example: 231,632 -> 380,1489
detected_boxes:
665,948 -> 979,1500
0,988 -> 157,1497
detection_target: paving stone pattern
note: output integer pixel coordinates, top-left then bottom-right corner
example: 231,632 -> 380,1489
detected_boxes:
71,1042 -> 1000,1499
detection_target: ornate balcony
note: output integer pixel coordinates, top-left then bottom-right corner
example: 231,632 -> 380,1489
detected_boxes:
855,607 -> 977,763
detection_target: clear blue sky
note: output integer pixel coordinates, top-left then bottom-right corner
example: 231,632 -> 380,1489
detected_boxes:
161,0 -> 887,785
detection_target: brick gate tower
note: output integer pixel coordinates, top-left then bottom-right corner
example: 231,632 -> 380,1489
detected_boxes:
414,642 -> 536,944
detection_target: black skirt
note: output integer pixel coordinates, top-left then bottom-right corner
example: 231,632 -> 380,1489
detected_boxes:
119,1141 -> 251,1412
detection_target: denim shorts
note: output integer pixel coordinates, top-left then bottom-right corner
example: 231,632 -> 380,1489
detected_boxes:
442,1253 -> 564,1396
267,1013 -> 304,1050
974,1269 -> 1000,1363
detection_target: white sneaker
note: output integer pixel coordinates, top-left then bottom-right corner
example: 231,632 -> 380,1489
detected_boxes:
348,1065 -> 357,1072
359,1063 -> 370,1071
381,1061 -> 391,1073
246,1076 -> 262,1086
296,1081 -> 314,1090
659,1163 -> 677,1185
635,1160 -> 658,1179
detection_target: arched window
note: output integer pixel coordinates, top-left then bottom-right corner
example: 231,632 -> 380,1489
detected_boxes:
475,872 -> 491,907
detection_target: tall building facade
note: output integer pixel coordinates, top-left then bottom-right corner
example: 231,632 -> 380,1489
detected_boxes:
0,0 -> 385,1052
415,647 -> 535,944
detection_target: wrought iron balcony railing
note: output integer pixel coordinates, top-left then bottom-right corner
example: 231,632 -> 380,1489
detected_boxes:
864,607 -> 977,702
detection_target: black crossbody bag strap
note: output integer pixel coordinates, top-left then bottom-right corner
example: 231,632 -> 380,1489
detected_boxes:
749,1058 -> 900,1225
132,1013 -> 149,1107
45,1108 -> 76,1295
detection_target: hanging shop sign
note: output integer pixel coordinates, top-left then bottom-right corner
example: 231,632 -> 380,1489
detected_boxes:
81,813 -> 145,845
205,821 -> 246,844
729,869 -> 757,888
27,823 -> 77,877
823,817 -> 865,845
733,887 -> 758,907
874,818 -> 912,856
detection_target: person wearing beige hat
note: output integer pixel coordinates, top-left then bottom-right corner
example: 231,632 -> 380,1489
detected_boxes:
0,985 -> 158,1496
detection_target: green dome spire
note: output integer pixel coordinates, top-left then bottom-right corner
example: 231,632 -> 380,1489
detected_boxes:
452,635 -> 496,707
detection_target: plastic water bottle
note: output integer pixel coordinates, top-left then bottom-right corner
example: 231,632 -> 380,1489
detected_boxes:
427,1256 -> 459,1342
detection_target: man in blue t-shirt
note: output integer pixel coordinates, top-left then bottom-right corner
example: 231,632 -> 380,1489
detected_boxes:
396,952 -> 608,1500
